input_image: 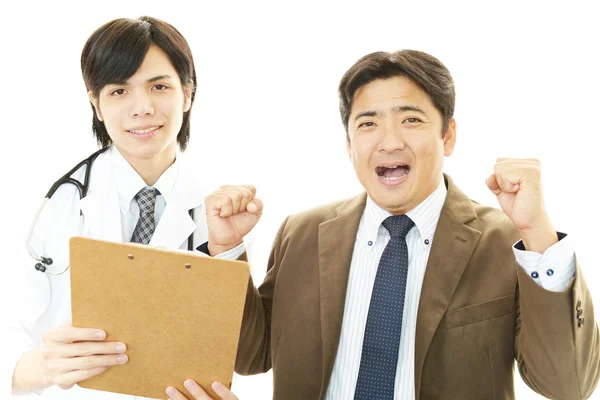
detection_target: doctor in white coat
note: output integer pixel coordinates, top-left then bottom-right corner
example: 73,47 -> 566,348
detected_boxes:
2,16 -> 252,400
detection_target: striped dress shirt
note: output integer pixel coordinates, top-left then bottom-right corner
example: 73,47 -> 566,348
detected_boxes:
324,178 -> 575,400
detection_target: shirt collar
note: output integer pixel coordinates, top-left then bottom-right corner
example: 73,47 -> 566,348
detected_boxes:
110,145 -> 180,215
362,177 -> 448,243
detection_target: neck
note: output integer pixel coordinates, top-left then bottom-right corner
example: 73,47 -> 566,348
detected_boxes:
116,145 -> 176,186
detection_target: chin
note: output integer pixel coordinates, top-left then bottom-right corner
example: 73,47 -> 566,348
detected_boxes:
371,187 -> 414,213
369,194 -> 403,211
133,135 -> 176,153
384,202 -> 410,215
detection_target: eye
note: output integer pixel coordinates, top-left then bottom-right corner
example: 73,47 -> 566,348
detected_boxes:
110,88 -> 126,96
358,121 -> 376,129
152,84 -> 169,91
404,117 -> 422,124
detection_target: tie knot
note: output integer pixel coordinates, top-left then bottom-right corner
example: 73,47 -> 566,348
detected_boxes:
382,215 -> 414,238
135,186 -> 158,214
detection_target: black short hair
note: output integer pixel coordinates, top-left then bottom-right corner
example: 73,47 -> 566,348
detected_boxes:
81,16 -> 197,150
339,50 -> 455,142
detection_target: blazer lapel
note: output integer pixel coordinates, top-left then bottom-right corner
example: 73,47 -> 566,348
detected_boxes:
413,175 -> 482,400
318,193 -> 367,399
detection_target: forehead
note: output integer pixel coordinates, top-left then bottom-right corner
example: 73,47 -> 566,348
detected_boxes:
119,45 -> 179,84
350,76 -> 435,114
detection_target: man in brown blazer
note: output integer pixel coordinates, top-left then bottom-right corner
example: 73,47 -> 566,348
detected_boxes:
171,50 -> 600,400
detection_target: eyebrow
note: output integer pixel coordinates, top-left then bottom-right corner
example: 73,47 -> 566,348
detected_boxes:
354,110 -> 381,121
353,104 -> 427,123
146,75 -> 174,83
392,105 -> 427,115
108,75 -> 175,86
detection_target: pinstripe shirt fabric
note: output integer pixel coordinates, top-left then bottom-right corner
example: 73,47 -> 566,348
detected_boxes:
324,178 -> 575,400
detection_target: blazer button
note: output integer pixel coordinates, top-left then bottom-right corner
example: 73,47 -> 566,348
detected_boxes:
578,317 -> 585,327
577,300 -> 582,311
546,269 -> 554,276
577,309 -> 583,318
531,271 -> 539,279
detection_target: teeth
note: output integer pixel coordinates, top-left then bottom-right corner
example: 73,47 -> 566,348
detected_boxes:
380,164 -> 406,169
380,170 -> 410,180
129,126 -> 160,134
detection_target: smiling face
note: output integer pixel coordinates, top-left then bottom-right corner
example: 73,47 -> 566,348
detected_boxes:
347,76 -> 456,215
89,45 -> 192,165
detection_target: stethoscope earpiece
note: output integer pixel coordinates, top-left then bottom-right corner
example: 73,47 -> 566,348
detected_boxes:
34,263 -> 47,273
27,148 -> 108,275
27,147 -> 195,275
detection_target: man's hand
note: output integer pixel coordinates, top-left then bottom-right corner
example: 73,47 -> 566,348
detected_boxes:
486,158 -> 558,253
166,379 -> 238,400
12,324 -> 127,394
205,185 -> 263,256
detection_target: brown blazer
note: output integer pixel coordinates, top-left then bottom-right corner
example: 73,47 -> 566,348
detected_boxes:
235,175 -> 600,399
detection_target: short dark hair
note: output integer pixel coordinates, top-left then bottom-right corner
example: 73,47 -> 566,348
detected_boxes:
81,16 -> 197,150
338,50 -> 455,142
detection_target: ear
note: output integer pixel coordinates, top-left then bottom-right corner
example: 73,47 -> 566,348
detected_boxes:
443,118 -> 457,157
88,91 -> 103,122
182,81 -> 193,112
346,137 -> 353,161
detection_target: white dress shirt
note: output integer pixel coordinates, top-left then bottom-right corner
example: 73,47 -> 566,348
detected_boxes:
112,147 -> 246,260
111,148 -> 178,242
324,178 -> 576,400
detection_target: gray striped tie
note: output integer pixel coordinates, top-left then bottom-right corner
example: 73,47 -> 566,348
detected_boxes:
130,186 -> 158,245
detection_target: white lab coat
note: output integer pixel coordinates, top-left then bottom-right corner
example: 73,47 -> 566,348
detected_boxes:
1,147 -> 223,399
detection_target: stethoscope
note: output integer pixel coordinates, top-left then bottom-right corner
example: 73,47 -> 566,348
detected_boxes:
26,148 -> 195,275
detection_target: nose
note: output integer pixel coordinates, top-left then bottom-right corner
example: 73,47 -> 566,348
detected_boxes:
129,91 -> 155,117
378,121 -> 406,153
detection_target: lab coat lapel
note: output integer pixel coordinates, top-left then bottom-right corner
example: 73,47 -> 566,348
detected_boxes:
78,150 -> 122,243
149,159 -> 204,250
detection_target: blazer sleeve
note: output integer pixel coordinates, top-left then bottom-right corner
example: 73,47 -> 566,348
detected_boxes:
234,217 -> 289,375
515,259 -> 600,399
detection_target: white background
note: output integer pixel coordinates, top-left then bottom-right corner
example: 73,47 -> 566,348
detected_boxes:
1,1 -> 599,399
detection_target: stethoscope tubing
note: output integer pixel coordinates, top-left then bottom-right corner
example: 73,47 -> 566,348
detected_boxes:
26,148 -> 107,275
25,147 -> 195,275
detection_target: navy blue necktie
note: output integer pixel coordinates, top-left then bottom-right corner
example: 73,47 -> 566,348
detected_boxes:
354,214 -> 415,400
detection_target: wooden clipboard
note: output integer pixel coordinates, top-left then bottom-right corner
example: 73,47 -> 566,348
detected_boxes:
69,236 -> 250,400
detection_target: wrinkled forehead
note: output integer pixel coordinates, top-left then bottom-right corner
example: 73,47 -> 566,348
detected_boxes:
350,77 -> 438,116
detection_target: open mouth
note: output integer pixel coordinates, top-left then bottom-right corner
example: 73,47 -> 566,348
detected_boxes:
127,125 -> 163,137
375,163 -> 411,182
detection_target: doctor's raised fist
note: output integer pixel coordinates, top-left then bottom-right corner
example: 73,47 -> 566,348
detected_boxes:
205,185 -> 263,256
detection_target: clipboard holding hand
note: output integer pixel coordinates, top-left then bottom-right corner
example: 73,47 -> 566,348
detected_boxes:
69,237 -> 250,399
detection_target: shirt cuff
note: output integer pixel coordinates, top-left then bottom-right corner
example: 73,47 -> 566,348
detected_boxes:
513,232 -> 575,292
196,242 -> 245,260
